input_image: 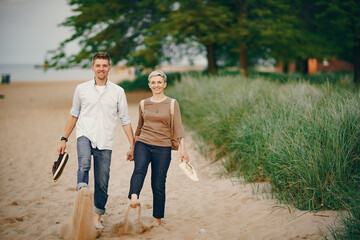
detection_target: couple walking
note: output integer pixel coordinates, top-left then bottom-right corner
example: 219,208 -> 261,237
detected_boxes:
57,52 -> 190,229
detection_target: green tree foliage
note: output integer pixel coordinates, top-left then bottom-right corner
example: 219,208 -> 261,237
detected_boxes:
214,0 -> 303,76
142,0 -> 303,76
49,0 -> 360,84
314,0 -> 360,85
48,0 -> 163,69
142,0 -> 232,74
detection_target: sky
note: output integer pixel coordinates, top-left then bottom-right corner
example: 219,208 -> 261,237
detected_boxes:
0,0 -> 206,66
0,0 -> 79,65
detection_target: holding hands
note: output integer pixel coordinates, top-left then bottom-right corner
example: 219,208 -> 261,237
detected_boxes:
126,148 -> 134,161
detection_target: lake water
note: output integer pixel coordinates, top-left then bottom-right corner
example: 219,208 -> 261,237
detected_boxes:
0,64 -> 91,82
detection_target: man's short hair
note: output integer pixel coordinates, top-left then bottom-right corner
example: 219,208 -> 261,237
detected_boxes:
92,52 -> 111,65
148,70 -> 167,82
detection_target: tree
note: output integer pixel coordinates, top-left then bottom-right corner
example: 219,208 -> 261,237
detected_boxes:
207,0 -> 303,76
50,0 -> 359,84
315,0 -> 360,85
289,0 -> 327,73
145,0 -> 232,74
148,0 -> 302,76
48,0 -> 163,69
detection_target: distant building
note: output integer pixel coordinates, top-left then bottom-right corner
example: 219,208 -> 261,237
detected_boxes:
273,58 -> 354,74
317,58 -> 354,72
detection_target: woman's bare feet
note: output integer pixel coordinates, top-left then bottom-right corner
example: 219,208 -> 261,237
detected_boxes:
154,218 -> 161,225
130,194 -> 140,208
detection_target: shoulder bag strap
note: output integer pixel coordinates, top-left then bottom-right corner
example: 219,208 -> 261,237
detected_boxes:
140,99 -> 145,115
170,99 -> 175,135
170,99 -> 175,115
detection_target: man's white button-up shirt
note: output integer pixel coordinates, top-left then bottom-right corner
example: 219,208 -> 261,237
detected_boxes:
70,79 -> 131,150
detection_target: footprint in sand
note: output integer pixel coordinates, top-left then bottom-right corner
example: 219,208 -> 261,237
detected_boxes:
61,188 -> 98,240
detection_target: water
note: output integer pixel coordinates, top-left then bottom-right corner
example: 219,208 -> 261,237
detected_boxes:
0,64 -> 91,82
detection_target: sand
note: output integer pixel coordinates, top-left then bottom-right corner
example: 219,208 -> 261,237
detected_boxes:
61,188 -> 98,240
0,81 -> 339,240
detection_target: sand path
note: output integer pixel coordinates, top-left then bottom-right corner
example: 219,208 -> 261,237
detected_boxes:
0,81 -> 338,240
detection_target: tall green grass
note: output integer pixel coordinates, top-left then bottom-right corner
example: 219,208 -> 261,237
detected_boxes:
326,185 -> 360,239
249,70 -> 354,84
167,75 -> 360,213
119,70 -> 354,91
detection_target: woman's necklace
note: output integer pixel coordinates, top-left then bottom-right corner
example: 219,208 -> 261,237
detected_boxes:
151,96 -> 166,113
150,95 -> 167,103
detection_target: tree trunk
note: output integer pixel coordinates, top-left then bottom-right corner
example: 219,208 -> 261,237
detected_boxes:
206,43 -> 217,74
239,43 -> 248,77
354,41 -> 360,86
283,61 -> 289,73
296,58 -> 309,74
237,1 -> 248,77
296,58 -> 303,73
302,59 -> 308,74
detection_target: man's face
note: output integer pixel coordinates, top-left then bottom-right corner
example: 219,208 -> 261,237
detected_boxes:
91,58 -> 111,81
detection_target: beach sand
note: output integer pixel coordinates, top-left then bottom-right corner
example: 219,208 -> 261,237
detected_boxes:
0,81 -> 339,239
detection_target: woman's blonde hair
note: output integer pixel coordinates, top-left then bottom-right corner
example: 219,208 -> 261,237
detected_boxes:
148,70 -> 167,82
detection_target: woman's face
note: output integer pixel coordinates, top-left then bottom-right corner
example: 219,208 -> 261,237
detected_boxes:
148,75 -> 167,94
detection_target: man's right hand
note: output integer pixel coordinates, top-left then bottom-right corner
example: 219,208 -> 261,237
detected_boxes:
58,141 -> 66,155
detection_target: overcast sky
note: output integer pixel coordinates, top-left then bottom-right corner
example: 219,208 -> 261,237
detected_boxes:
0,0 -> 77,65
0,0 -> 207,66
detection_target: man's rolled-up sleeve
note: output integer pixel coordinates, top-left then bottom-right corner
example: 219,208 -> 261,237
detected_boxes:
117,89 -> 131,126
70,86 -> 81,117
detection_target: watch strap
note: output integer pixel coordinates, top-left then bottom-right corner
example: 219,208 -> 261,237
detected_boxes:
61,137 -> 68,142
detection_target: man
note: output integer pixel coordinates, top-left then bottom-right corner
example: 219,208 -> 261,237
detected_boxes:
58,52 -> 135,229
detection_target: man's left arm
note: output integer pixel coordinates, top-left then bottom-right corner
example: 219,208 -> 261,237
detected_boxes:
117,89 -> 135,160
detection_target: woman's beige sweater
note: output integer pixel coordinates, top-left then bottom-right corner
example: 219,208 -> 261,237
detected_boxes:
135,97 -> 184,147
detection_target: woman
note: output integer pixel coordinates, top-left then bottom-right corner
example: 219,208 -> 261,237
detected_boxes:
128,70 -> 190,225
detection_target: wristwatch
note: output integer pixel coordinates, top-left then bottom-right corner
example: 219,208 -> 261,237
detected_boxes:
61,137 -> 68,142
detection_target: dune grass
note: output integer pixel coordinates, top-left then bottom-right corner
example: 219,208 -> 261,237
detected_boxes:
326,186 -> 360,239
119,69 -> 354,91
167,74 -> 360,237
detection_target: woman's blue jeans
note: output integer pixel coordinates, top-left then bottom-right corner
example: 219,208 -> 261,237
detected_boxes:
128,141 -> 172,219
76,136 -> 112,215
